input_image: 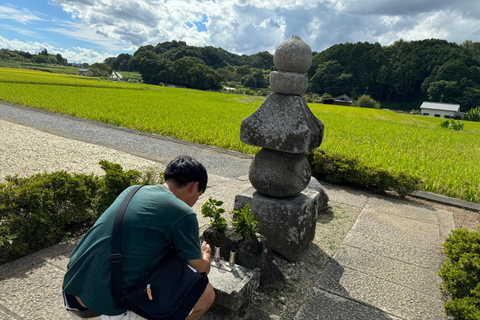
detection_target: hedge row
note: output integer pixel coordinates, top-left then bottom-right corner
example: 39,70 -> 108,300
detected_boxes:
438,229 -> 480,320
0,161 -> 163,264
307,149 -> 422,197
439,229 -> 480,319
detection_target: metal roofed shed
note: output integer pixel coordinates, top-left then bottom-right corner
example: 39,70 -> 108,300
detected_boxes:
420,101 -> 464,119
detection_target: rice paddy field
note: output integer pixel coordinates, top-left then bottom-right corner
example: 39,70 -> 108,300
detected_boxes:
1,67 -> 480,203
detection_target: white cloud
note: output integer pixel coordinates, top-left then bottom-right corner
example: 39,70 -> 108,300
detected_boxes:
2,0 -> 480,64
0,5 -> 43,24
0,35 -> 112,64
39,21 -> 126,51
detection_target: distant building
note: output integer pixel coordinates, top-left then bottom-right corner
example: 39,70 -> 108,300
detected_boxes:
420,102 -> 464,119
78,69 -> 94,76
323,94 -> 355,106
110,71 -> 123,80
335,94 -> 355,103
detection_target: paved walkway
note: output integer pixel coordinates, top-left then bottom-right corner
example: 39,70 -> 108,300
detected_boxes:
0,102 -> 462,319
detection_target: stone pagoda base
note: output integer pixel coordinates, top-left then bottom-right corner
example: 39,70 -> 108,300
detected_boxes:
234,186 -> 324,261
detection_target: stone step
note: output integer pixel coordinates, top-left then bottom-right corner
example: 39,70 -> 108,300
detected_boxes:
206,259 -> 260,317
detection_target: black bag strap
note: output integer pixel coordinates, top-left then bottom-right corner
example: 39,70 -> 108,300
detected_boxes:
110,185 -> 145,303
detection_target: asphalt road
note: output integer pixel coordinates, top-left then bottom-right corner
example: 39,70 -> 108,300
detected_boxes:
0,101 -> 253,178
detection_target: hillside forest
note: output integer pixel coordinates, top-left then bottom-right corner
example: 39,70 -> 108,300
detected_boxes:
105,39 -> 480,111
2,39 -> 480,111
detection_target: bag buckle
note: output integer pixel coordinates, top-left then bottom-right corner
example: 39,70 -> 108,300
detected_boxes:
110,253 -> 122,263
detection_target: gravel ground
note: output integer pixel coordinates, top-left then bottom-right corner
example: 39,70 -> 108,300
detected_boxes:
0,119 -> 166,183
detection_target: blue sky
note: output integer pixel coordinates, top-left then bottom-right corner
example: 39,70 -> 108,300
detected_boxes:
1,0 -> 479,64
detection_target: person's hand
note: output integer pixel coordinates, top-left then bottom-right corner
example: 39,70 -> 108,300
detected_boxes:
201,241 -> 211,260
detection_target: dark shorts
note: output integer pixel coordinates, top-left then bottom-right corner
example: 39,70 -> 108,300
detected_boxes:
63,292 -> 101,318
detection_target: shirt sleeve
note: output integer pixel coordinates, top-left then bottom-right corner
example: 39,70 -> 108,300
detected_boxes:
172,214 -> 203,260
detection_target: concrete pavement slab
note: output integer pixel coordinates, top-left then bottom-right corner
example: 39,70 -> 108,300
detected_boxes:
436,209 -> 456,240
342,230 -> 444,270
0,263 -> 70,320
350,214 -> 441,251
316,262 -> 446,320
0,238 -> 79,280
364,196 -> 440,224
295,287 -> 401,320
319,183 -> 370,208
359,209 -> 440,237
333,245 -> 442,296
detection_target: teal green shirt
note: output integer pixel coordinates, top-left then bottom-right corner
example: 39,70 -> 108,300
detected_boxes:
63,185 -> 202,315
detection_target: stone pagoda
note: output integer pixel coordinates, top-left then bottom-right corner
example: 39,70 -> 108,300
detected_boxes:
234,36 -> 328,261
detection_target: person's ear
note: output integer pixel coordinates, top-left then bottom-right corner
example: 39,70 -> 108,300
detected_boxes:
189,181 -> 200,193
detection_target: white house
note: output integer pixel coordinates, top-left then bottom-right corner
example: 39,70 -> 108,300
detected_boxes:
420,101 -> 463,119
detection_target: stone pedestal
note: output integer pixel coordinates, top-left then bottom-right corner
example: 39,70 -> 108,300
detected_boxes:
234,187 -> 323,261
203,227 -> 285,292
208,261 -> 260,315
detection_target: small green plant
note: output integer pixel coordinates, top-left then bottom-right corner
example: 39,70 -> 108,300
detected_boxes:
201,197 -> 227,231
230,204 -> 258,241
271,289 -> 283,299
440,119 -> 464,131
439,228 -> 480,319
466,106 -> 480,122
0,234 -> 17,247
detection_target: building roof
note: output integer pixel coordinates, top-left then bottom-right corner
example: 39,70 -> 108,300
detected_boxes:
335,94 -> 354,102
420,101 -> 460,112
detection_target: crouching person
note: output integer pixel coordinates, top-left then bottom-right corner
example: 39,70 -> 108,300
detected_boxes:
62,156 -> 215,320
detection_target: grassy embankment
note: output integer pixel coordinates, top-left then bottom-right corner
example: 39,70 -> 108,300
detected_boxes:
1,67 -> 479,203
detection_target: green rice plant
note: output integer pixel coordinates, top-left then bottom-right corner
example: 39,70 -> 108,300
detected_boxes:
2,68 -> 480,203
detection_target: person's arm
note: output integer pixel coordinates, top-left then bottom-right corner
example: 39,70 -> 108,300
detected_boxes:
187,241 -> 211,274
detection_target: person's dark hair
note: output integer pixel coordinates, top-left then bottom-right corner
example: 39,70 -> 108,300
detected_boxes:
164,156 -> 208,192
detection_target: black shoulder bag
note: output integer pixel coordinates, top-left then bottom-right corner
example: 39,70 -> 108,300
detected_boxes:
110,185 -> 209,320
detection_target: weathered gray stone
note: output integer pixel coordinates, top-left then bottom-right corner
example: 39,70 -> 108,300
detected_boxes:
273,35 -> 312,73
307,177 -> 329,211
234,187 -> 322,261
208,260 -> 260,313
269,71 -> 308,95
203,227 -> 285,292
249,148 -> 310,198
240,93 -> 324,154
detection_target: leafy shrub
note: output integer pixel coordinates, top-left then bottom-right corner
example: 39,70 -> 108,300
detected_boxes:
231,204 -> 258,241
439,229 -> 480,319
0,161 -> 164,264
354,94 -> 381,109
201,197 -> 259,241
201,197 -> 227,231
96,160 -> 142,212
307,149 -> 421,197
441,119 -> 464,131
466,106 -> 480,122
0,171 -> 102,263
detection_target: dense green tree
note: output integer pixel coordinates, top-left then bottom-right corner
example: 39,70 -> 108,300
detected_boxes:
307,39 -> 480,109
187,64 -> 222,90
308,60 -> 353,96
242,75 -> 256,88
173,56 -> 204,86
89,63 -> 113,77
48,56 -> 57,64
34,55 -> 48,64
